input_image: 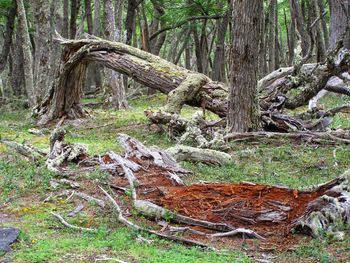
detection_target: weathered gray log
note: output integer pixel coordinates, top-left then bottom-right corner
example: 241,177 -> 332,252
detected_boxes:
117,133 -> 190,174
292,172 -> 350,238
166,145 -> 232,165
224,131 -> 350,144
0,139 -> 47,160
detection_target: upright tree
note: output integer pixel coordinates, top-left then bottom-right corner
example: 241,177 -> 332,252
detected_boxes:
16,0 -> 35,106
33,0 -> 51,103
228,0 -> 263,132
103,0 -> 128,109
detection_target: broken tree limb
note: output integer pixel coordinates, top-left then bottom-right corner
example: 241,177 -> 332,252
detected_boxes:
166,145 -> 232,165
224,131 -> 350,144
0,139 -> 46,161
51,212 -> 96,232
99,186 -> 213,249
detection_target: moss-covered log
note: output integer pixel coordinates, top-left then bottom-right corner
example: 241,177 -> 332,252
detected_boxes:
34,33 -> 350,130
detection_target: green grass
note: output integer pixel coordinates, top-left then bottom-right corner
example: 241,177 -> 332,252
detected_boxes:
0,94 -> 349,262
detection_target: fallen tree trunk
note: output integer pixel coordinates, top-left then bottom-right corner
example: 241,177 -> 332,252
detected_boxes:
34,33 -> 350,131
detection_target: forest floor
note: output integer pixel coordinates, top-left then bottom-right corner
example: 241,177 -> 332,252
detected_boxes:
0,94 -> 350,262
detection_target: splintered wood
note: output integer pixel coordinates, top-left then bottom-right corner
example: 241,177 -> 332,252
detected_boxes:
97,134 -> 350,249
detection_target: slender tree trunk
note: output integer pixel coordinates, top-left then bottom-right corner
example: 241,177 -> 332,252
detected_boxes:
312,0 -> 326,62
85,0 -> 93,34
318,0 -> 329,50
274,1 -> 280,69
287,2 -> 296,64
70,0 -> 79,39
103,0 -> 128,109
33,0 -> 51,103
16,0 -> 35,107
193,28 -> 203,73
62,0 -> 69,38
49,0 -> 63,87
268,0 -> 277,72
11,27 -> 24,97
126,0 -> 137,45
290,0 -> 310,57
212,6 -> 229,82
0,0 -> 16,74
228,0 -> 263,132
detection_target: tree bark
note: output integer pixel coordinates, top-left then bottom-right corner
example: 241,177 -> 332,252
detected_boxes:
126,0 -> 137,45
69,0 -> 79,39
34,34 -> 350,129
212,4 -> 229,82
103,0 -> 128,109
16,0 -> 35,107
84,0 -> 93,34
33,0 -> 51,103
62,0 -> 69,38
228,0 -> 263,132
0,0 -> 16,74
268,0 -> 277,72
329,0 -> 348,48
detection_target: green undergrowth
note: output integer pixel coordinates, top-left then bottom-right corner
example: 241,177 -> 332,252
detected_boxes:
0,93 -> 350,262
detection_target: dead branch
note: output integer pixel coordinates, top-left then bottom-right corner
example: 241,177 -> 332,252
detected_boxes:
0,139 -> 46,160
51,212 -> 96,232
166,145 -> 232,165
73,191 -> 106,208
224,131 -> 350,144
99,186 -> 213,249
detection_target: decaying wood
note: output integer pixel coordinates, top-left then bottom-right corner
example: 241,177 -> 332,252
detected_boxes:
166,145 -> 232,165
73,191 -> 106,208
0,139 -> 47,160
224,131 -> 350,144
99,186 -> 213,249
46,128 -> 88,173
34,33 -> 350,136
51,212 -> 96,232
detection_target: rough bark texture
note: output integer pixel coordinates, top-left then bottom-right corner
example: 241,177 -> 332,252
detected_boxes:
0,0 -> 16,74
228,0 -> 262,132
35,35 -> 228,125
329,0 -> 348,48
34,33 -> 350,131
103,0 -> 128,109
33,0 -> 51,103
16,0 -> 35,107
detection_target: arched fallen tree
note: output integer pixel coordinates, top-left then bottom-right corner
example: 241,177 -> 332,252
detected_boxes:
34,33 -> 350,132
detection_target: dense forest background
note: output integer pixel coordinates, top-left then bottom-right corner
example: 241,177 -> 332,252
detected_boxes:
0,1 -> 350,262
0,0 -> 348,110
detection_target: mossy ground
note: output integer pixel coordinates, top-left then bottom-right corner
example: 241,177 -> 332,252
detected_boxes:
0,94 -> 349,262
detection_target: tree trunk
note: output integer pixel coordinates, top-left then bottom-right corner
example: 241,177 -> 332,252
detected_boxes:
126,0 -> 137,45
62,0 -> 69,38
34,34 -> 350,130
16,0 -> 35,107
268,0 -> 277,72
227,0 -> 263,132
290,0 -> 310,57
329,0 -> 348,48
70,0 -> 79,39
84,0 -> 93,34
212,5 -> 229,82
10,27 -> 25,97
0,0 -> 16,74
103,0 -> 128,109
33,0 -> 51,103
